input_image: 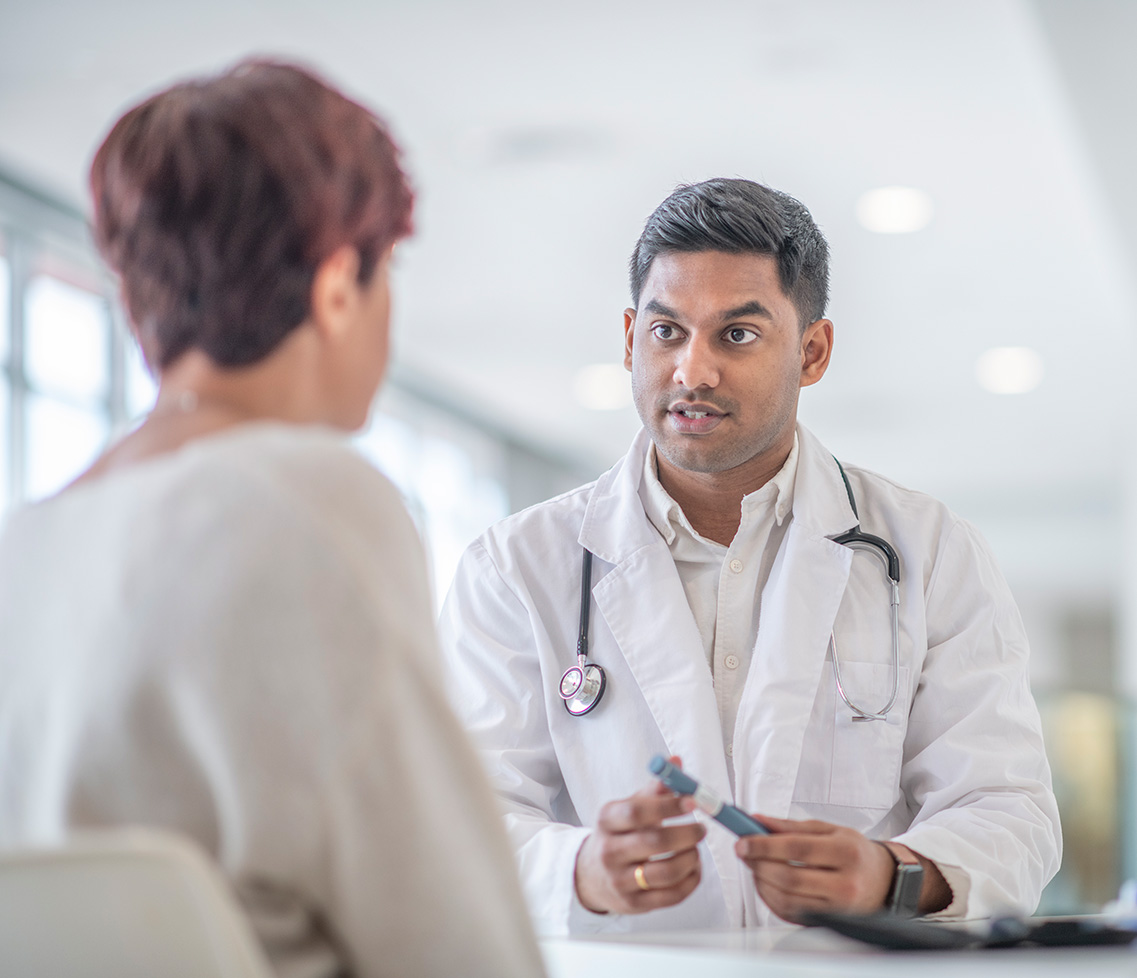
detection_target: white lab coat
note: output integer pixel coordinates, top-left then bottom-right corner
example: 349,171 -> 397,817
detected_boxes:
439,424 -> 1061,935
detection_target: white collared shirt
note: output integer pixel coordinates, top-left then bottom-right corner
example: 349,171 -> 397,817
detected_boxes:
638,435 -> 799,790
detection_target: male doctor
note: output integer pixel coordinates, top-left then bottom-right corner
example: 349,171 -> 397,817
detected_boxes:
439,178 -> 1060,935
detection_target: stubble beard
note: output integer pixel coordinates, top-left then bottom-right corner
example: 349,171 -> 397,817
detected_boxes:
634,379 -> 800,477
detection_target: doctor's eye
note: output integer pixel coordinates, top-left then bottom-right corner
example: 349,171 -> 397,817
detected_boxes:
651,323 -> 678,340
725,327 -> 757,345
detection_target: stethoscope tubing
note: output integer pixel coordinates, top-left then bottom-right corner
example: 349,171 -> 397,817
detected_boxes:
563,458 -> 902,721
830,459 -> 902,722
559,549 -> 606,715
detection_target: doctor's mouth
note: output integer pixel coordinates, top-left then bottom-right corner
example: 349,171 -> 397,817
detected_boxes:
667,398 -> 734,434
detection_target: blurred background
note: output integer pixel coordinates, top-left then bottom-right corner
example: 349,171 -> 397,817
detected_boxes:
1,0 -> 1134,913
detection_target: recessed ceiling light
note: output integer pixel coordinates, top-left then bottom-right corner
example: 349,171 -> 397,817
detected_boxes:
855,186 -> 935,234
573,363 -> 632,411
974,347 -> 1045,394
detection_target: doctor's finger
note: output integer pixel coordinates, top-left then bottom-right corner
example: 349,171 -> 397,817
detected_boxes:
626,858 -> 703,912
597,791 -> 696,834
597,820 -> 705,873
744,848 -> 892,913
614,820 -> 707,865
745,860 -> 840,904
752,876 -> 834,924
750,815 -> 833,836
735,831 -> 844,868
622,848 -> 701,895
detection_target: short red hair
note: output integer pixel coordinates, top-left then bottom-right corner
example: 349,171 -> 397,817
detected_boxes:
90,59 -> 414,369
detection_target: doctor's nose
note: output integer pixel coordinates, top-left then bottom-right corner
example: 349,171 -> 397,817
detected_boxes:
672,337 -> 721,391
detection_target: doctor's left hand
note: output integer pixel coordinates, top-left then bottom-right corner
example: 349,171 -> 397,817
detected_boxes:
733,816 -> 897,922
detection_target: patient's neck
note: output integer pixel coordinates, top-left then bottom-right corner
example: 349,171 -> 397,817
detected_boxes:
74,329 -> 336,488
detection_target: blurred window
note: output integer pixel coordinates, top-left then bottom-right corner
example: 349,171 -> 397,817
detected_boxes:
0,243 -> 10,511
356,409 -> 509,606
0,197 -> 126,515
0,377 -> 8,513
0,377 -> 7,511
0,245 -> 9,367
124,333 -> 157,419
25,393 -> 109,501
20,271 -> 113,502
25,274 -> 109,407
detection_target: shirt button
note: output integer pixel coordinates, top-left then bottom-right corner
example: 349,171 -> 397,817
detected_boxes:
726,743 -> 734,757
729,558 -> 743,573
724,654 -> 740,670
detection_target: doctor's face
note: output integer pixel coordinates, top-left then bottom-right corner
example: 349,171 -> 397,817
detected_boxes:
623,250 -> 831,479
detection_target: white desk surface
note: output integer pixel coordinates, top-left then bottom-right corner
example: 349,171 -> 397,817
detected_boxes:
540,923 -> 1137,977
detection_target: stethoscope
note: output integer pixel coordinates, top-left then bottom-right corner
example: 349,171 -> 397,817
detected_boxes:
829,459 -> 901,722
558,459 -> 901,721
558,549 -> 608,715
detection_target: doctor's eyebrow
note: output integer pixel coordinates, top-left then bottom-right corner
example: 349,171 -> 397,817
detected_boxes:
642,299 -> 681,318
720,301 -> 774,321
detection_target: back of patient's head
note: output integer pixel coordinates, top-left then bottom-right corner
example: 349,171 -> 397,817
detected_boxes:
90,60 -> 414,372
629,177 -> 830,327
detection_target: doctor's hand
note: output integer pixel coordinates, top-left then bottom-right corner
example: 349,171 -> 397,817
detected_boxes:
574,758 -> 706,915
734,816 -> 950,922
734,817 -> 892,921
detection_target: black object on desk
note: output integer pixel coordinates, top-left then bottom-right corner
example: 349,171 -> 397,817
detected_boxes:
802,911 -> 1137,950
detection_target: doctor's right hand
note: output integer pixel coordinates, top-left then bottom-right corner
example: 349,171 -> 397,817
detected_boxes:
574,757 -> 706,915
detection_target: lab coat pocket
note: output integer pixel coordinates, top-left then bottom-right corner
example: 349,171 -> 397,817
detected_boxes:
828,662 -> 909,809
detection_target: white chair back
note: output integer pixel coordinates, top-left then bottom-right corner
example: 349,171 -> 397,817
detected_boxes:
0,828 -> 274,978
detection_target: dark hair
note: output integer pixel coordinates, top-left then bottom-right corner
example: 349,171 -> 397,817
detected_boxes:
629,178 -> 829,326
90,59 -> 414,370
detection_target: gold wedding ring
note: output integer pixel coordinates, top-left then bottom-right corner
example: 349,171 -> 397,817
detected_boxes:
634,863 -> 651,891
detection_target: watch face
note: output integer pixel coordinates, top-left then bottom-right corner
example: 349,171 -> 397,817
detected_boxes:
891,863 -> 924,917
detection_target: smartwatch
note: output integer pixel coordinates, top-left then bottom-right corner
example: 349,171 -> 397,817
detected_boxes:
878,841 -> 924,917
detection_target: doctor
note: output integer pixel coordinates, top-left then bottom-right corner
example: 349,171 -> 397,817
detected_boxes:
439,178 -> 1060,935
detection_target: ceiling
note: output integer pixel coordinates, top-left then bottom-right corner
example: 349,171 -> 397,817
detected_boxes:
1,0 -> 1134,599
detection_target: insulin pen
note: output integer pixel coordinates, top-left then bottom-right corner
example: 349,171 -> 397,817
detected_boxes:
648,755 -> 770,836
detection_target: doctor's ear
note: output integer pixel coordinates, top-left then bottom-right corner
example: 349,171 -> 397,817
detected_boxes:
799,318 -> 833,388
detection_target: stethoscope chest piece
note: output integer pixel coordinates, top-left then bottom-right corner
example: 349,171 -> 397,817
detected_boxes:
560,661 -> 606,716
562,548 -> 607,716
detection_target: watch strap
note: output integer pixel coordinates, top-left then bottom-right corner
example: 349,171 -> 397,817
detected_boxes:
877,841 -> 924,918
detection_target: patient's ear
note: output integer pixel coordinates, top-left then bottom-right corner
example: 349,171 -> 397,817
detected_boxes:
309,246 -> 363,341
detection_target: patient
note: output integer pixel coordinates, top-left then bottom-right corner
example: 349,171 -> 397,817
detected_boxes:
0,61 -> 544,978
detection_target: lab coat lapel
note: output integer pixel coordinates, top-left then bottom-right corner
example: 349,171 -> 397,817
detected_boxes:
733,425 -> 858,820
590,547 -> 729,796
582,431 -> 742,924
579,431 -> 730,803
